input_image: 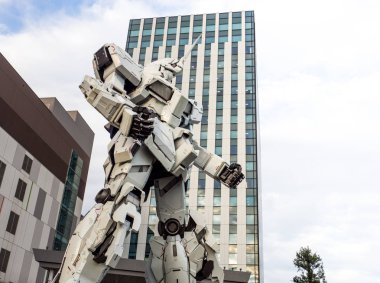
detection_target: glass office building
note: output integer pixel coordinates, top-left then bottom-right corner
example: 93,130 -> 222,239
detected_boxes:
125,11 -> 261,283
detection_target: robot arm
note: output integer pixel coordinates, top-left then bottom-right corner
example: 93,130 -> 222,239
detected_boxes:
80,76 -> 154,140
80,42 -> 155,140
193,143 -> 245,188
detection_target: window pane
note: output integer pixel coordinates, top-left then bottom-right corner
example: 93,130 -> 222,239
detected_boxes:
229,253 -> 237,264
246,215 -> 255,224
247,233 -> 255,244
229,233 -> 237,244
230,196 -> 237,206
197,196 -> 205,206
213,215 -> 221,225
246,196 -> 255,206
229,214 -> 237,224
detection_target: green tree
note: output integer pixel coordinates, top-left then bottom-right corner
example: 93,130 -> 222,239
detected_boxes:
293,246 -> 327,283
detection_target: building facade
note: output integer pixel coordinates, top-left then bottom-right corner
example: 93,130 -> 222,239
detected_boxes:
0,54 -> 94,282
124,11 -> 261,282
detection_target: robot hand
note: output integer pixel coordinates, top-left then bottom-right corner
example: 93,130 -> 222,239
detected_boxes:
219,163 -> 245,189
129,106 -> 156,142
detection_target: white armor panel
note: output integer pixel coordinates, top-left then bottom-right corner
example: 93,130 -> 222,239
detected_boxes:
145,121 -> 175,171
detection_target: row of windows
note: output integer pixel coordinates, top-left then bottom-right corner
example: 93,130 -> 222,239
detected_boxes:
210,232 -> 258,245
207,201 -> 257,214
130,20 -> 252,35
129,12 -> 253,31
127,21 -> 254,48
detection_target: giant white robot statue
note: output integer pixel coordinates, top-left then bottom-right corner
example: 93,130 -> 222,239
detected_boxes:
55,41 -> 244,283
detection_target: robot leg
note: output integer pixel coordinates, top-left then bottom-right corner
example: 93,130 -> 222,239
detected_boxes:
184,209 -> 224,283
57,187 -> 141,283
146,176 -> 192,283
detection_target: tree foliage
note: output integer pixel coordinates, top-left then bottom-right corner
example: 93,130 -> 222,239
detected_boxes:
292,246 -> 327,283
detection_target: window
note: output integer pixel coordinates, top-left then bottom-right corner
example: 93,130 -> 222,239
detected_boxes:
197,196 -> 205,206
230,196 -> 237,206
247,233 -> 255,244
246,162 -> 255,171
213,196 -> 221,206
155,28 -> 164,35
22,155 -> 33,174
6,211 -> 19,235
198,178 -> 205,189
246,244 -> 256,254
213,215 -> 221,225
229,214 -> 237,224
246,145 -> 255,155
142,29 -> 151,36
247,215 -> 255,225
128,232 -> 138,259
214,180 -> 221,189
148,214 -> 158,225
230,131 -> 238,139
0,194 -> 4,214
232,35 -> 242,42
212,224 -> 220,234
218,36 -> 228,43
229,244 -> 238,253
127,42 -> 137,49
246,196 -> 255,206
232,23 -> 242,30
15,179 -> 27,201
246,130 -> 255,138
229,253 -> 238,264
0,248 -> 11,273
0,160 -> 6,187
247,224 -> 256,234
130,30 -> 139,36
229,233 -> 237,244
150,195 -> 156,206
193,25 -> 202,33
247,254 -> 257,264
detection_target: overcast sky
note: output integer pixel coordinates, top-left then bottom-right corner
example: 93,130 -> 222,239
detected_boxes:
1,0 -> 380,282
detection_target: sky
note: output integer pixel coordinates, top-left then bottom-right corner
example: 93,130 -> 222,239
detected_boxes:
1,0 -> 380,282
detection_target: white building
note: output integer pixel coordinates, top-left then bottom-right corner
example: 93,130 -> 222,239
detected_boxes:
123,11 -> 261,283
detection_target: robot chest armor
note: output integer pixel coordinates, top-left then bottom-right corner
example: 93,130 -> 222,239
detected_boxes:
130,78 -> 190,129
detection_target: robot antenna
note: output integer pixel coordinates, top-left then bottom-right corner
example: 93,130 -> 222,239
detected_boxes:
176,35 -> 202,71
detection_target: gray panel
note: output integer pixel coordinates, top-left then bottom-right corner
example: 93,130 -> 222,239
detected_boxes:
47,228 -> 56,250
29,159 -> 41,183
12,144 -> 24,171
32,219 -> 44,248
34,188 -> 46,220
36,267 -> 46,283
48,199 -> 59,227
19,251 -> 33,283
50,176 -> 59,199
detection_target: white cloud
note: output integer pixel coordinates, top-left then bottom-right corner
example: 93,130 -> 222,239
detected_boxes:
1,0 -> 380,282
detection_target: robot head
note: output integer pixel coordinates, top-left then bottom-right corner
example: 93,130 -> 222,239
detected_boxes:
145,35 -> 202,83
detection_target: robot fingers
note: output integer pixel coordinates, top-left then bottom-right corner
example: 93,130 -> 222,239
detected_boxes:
130,112 -> 155,142
219,162 -> 245,189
